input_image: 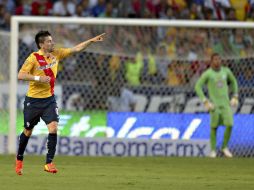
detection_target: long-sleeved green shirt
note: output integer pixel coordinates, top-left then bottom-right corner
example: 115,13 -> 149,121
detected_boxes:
195,66 -> 238,107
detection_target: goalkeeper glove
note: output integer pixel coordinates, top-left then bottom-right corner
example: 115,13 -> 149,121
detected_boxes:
230,96 -> 239,107
203,99 -> 215,112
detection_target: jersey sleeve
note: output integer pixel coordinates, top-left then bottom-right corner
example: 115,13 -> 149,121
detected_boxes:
19,54 -> 36,73
226,68 -> 238,96
195,70 -> 209,102
55,48 -> 72,60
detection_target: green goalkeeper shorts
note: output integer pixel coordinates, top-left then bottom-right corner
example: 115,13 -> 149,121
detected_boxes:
210,106 -> 233,128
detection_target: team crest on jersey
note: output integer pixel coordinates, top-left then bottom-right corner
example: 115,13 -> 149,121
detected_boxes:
217,80 -> 224,88
37,56 -> 57,70
38,61 -> 57,70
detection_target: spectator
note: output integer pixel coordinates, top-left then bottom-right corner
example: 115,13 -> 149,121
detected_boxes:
0,3 -> 10,30
107,55 -> 136,112
137,45 -> 157,84
108,55 -> 124,85
227,8 -> 237,20
203,7 -> 214,20
212,31 -> 232,57
168,0 -> 187,11
107,86 -> 137,112
53,0 -> 75,16
92,54 -> 110,109
131,0 -> 142,17
115,0 -> 131,17
15,0 -> 31,15
230,0 -> 248,20
75,0 -> 91,17
238,65 -> 254,87
125,56 -> 143,86
242,40 -> 253,57
88,0 -> 97,8
31,0 -> 53,16
204,0 -> 231,20
91,0 -> 105,17
165,28 -> 177,58
146,0 -> 160,18
229,29 -> 250,57
166,60 -> 184,86
155,43 -> 171,83
99,2 -> 117,18
0,0 -> 15,14
189,2 -> 203,19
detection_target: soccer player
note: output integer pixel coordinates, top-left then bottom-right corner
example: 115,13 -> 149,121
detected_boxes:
195,53 -> 238,158
15,30 -> 105,175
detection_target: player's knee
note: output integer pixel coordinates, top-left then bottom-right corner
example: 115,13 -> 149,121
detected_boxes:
47,121 -> 58,134
24,128 -> 33,137
224,121 -> 233,127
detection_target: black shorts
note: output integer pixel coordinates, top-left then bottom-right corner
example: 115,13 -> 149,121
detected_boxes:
23,95 -> 59,130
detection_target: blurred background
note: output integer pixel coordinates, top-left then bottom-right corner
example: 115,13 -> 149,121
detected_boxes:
0,0 -> 254,157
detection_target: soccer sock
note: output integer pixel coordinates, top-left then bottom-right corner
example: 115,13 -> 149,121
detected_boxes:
46,133 -> 57,164
210,128 -> 217,151
17,132 -> 30,161
222,126 -> 232,149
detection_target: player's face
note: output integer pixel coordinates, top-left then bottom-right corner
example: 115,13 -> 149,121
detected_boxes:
41,36 -> 55,53
211,55 -> 221,70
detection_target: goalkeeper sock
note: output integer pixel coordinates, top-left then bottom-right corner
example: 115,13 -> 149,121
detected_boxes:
222,126 -> 232,149
46,133 -> 57,164
17,132 -> 30,161
210,128 -> 217,151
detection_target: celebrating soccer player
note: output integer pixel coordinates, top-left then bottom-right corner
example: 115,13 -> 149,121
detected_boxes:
15,30 -> 105,175
195,53 -> 238,158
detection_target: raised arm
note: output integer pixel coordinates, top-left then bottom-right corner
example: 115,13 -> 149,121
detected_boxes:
70,33 -> 106,54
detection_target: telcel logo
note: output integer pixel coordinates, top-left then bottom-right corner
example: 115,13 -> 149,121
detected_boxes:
106,117 -> 202,139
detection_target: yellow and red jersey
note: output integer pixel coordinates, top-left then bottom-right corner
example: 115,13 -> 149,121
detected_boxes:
19,48 -> 71,98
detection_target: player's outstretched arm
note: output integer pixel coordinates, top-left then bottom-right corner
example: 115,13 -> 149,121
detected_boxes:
70,33 -> 106,54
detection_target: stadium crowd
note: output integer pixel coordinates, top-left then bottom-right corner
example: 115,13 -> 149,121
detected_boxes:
2,0 -> 254,30
16,23 -> 254,88
1,0 -> 254,110
1,0 -> 254,86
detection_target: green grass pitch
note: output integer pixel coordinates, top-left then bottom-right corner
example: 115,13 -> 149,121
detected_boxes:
1,155 -> 253,190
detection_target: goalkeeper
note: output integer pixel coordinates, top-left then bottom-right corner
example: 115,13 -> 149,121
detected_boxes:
195,53 -> 238,158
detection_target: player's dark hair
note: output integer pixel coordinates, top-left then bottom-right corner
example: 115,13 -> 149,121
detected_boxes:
211,53 -> 220,61
35,31 -> 51,49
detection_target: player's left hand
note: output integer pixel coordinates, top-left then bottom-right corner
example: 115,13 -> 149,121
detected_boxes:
91,33 -> 106,42
230,96 -> 239,107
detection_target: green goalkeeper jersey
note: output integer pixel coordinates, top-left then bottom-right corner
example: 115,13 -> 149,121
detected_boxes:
195,66 -> 238,107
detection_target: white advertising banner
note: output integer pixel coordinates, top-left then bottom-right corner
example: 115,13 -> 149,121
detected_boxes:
0,135 -> 210,157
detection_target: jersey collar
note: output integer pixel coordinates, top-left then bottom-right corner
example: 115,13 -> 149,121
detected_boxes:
37,50 -> 52,59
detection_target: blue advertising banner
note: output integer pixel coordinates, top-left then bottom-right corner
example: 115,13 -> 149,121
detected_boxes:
107,113 -> 254,156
